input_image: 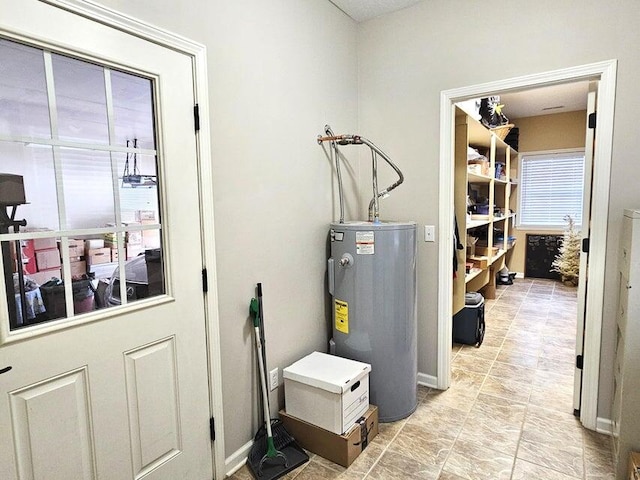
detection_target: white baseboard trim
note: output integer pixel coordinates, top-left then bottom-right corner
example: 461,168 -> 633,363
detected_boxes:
515,272 -> 525,279
225,439 -> 253,477
596,417 -> 613,435
417,372 -> 438,389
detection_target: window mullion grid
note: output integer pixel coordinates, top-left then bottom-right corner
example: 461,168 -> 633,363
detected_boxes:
44,50 -> 75,316
104,68 -> 128,306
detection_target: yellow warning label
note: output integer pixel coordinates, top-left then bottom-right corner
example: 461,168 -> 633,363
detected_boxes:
335,299 -> 349,334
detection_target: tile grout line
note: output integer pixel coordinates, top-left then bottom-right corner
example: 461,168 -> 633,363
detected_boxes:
360,415 -> 410,479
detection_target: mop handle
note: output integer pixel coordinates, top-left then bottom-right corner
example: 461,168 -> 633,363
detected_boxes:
254,326 -> 273,439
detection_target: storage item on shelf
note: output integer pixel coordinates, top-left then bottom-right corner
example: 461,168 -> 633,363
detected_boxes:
490,123 -> 514,141
468,158 -> 490,176
504,127 -> 519,151
467,235 -> 478,256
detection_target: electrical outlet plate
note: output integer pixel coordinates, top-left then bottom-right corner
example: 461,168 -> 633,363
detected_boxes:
424,225 -> 435,242
269,368 -> 278,391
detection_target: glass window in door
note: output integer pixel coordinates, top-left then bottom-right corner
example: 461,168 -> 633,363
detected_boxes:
0,37 -> 165,331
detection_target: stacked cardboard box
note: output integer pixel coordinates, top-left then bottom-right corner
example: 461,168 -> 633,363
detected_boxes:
103,223 -> 143,260
16,236 -> 88,284
31,237 -> 62,285
85,238 -> 111,266
137,210 -> 161,250
67,239 -> 86,277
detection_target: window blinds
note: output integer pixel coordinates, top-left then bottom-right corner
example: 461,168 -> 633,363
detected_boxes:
518,153 -> 585,228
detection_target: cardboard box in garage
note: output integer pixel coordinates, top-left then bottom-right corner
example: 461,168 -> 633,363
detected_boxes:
279,405 -> 378,468
67,239 -> 84,258
86,248 -> 111,265
35,248 -> 61,270
70,261 -> 87,277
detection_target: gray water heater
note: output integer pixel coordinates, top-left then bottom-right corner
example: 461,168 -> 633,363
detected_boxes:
328,221 -> 417,422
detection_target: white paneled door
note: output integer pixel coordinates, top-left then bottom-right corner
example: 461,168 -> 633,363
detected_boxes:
0,2 -> 213,479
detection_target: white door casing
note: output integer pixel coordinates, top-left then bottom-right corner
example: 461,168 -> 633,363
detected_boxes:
438,60 -> 617,430
0,1 -> 224,479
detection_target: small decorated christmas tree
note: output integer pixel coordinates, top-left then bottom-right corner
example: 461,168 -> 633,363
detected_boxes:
551,215 -> 580,285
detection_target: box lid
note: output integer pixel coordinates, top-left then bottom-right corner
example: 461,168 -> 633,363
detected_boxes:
283,351 -> 371,394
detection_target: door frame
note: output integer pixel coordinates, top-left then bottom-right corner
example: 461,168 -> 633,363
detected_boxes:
38,0 -> 225,476
574,82 -> 598,414
437,60 -> 617,431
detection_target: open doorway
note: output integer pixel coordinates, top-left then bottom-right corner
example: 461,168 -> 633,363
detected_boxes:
437,60 -> 617,432
450,82 -> 591,419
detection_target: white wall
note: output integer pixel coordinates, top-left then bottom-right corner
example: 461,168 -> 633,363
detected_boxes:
357,0 -> 640,420
95,0 -> 359,459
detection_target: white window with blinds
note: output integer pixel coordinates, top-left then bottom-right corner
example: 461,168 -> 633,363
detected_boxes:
517,151 -> 585,229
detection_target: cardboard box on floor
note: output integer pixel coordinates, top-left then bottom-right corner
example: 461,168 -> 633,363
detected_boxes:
279,405 -> 378,468
629,451 -> 640,480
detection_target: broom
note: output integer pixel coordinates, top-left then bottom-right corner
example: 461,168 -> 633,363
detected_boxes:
248,296 -> 288,474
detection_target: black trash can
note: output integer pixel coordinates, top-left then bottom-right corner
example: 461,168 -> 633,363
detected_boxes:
453,292 -> 485,347
40,278 -> 95,320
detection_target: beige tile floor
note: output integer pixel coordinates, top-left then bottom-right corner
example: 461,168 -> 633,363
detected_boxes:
229,278 -> 615,479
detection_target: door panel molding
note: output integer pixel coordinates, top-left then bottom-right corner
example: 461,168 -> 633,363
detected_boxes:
10,367 -> 96,479
124,336 -> 181,478
438,60 -> 617,431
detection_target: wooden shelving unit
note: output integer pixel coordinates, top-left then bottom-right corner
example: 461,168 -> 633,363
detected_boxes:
453,107 -> 519,315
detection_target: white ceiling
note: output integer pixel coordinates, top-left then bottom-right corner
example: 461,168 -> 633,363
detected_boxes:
499,81 -> 590,119
329,0 -> 422,22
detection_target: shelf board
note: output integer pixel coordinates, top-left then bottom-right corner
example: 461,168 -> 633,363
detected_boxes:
468,172 -> 493,183
467,218 -> 491,229
465,267 -> 485,284
494,178 -> 508,186
491,249 -> 506,264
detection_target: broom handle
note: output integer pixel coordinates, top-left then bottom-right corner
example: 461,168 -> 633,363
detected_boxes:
254,325 -> 273,439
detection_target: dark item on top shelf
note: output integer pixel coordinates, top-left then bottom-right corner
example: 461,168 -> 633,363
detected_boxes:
453,292 -> 485,347
504,127 -> 519,151
479,97 -> 509,129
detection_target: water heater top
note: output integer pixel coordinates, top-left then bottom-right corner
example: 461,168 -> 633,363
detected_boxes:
330,220 -> 416,231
